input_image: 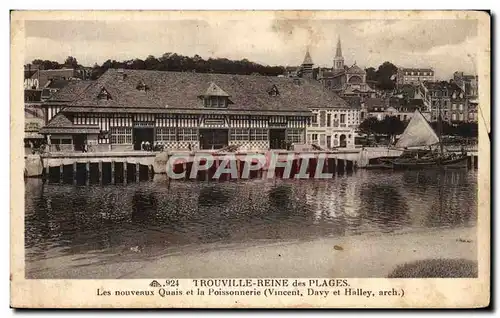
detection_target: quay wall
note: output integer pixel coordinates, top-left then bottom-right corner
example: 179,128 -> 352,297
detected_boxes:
24,147 -> 479,177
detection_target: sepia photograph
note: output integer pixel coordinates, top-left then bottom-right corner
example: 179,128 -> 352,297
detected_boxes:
11,10 -> 490,308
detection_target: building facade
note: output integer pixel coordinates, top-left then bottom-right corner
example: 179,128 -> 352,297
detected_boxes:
362,97 -> 430,121
418,81 -> 467,123
306,97 -> 360,149
38,69 -> 361,152
453,71 -> 479,123
396,67 -> 435,86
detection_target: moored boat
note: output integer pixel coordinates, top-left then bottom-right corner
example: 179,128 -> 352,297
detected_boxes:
383,110 -> 468,170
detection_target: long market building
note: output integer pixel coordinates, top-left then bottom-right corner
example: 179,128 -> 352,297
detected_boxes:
39,69 -> 350,152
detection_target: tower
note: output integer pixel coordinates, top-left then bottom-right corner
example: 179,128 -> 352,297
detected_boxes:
333,37 -> 344,71
301,49 -> 314,79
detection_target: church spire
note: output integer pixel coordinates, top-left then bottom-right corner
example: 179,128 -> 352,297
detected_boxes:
301,48 -> 314,79
335,37 -> 342,58
302,49 -> 313,65
333,37 -> 345,71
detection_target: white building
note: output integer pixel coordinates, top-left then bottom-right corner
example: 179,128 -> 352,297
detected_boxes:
306,97 -> 360,149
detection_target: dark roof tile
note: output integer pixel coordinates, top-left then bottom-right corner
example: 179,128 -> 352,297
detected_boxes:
69,69 -> 348,112
46,80 -> 93,102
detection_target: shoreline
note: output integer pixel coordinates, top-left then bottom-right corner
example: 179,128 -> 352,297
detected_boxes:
26,226 -> 477,279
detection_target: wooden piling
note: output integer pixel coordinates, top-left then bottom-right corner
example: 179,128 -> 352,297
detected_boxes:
98,161 -> 103,184
111,161 -> 115,184
236,159 -> 241,180
136,163 -> 140,182
183,162 -> 187,180
85,161 -> 90,185
334,158 -> 338,174
123,162 -> 128,184
148,165 -> 153,180
45,163 -> 50,180
214,159 -> 219,181
59,164 -> 64,183
73,162 -> 77,185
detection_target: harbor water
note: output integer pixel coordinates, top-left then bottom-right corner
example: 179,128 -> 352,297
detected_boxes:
25,169 -> 477,278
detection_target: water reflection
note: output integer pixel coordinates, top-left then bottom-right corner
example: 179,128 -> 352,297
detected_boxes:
25,170 -> 477,263
359,183 -> 410,233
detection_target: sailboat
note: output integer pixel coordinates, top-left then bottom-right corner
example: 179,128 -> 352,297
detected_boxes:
381,110 -> 468,169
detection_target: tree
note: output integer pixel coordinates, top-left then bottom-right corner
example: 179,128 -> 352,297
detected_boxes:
375,61 -> 398,91
30,52 -> 288,79
359,117 -> 379,136
381,116 -> 406,138
64,56 -> 79,69
31,59 -> 62,70
365,67 -> 377,82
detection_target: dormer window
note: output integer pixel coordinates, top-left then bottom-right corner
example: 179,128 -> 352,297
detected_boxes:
136,81 -> 149,91
199,82 -> 231,108
97,88 -> 112,100
204,96 -> 227,108
268,84 -> 280,97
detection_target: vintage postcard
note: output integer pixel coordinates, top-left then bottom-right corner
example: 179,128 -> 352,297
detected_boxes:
11,10 -> 490,308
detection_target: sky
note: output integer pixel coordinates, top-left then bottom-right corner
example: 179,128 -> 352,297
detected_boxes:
23,17 -> 479,80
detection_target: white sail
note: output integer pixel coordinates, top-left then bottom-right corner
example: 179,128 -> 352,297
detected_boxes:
395,110 -> 439,148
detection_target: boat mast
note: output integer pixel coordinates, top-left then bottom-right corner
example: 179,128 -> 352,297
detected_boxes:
438,93 -> 444,155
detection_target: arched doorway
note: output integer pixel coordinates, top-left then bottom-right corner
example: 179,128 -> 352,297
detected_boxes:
339,134 -> 347,148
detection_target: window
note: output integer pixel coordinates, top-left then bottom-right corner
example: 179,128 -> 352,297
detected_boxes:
340,114 -> 346,124
326,114 -> 331,127
311,113 -> 318,125
250,128 -> 267,141
97,88 -> 112,100
231,128 -> 249,141
452,104 -> 456,110
204,96 -> 227,108
178,128 -> 198,141
334,114 -> 338,119
286,129 -> 303,143
111,127 -> 132,144
459,113 -> 464,121
459,104 -> 464,111
155,128 -> 176,142
311,134 -> 318,142
452,113 -> 457,121
319,111 -> 326,127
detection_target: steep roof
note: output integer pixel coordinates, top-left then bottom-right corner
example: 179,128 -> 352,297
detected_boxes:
422,81 -> 463,92
302,50 -> 313,65
67,69 -> 348,113
202,82 -> 230,97
321,69 -> 345,79
46,80 -> 93,102
335,37 -> 342,58
347,64 -> 365,75
46,79 -> 71,89
343,96 -> 362,109
28,69 -> 78,88
39,112 -> 100,134
364,98 -> 386,111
